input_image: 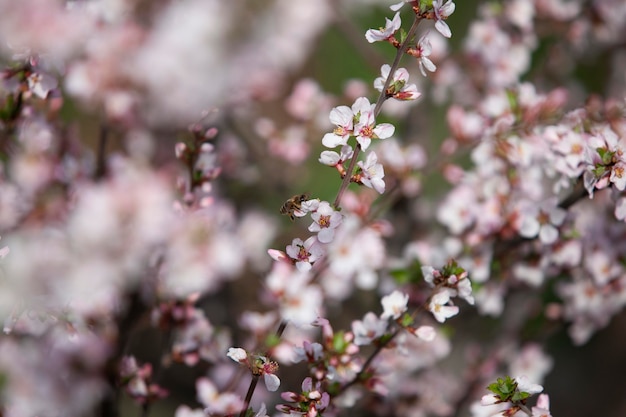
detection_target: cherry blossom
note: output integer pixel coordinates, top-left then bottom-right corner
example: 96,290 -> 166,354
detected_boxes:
433,0 -> 456,38
26,71 -> 58,99
352,312 -> 388,345
374,64 -> 421,101
319,145 -> 354,167
352,97 -> 395,150
293,341 -> 324,363
380,290 -> 409,320
429,290 -> 459,323
514,375 -> 543,395
322,105 -> 355,148
285,236 -> 324,272
227,347 -> 248,363
196,378 -> 244,416
356,151 -> 386,193
365,12 -> 401,43
531,394 -> 552,417
308,201 -> 343,243
415,35 -> 437,77
516,198 -> 567,245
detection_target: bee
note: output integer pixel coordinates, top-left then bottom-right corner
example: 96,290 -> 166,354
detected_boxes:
280,193 -> 309,221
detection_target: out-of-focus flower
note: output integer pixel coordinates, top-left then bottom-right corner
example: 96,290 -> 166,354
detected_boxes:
352,312 -> 388,345
380,290 -> 409,320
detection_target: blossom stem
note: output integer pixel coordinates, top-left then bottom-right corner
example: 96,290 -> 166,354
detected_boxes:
333,16 -> 422,209
333,143 -> 361,209
94,123 -> 109,181
518,403 -> 533,416
238,374 -> 260,417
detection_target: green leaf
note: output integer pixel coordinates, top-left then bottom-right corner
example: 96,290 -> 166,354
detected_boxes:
399,28 -> 407,44
265,333 -> 281,349
486,376 -> 518,401
332,331 -> 348,352
596,147 -> 614,165
390,268 -> 410,284
442,259 -> 465,277
400,313 -> 414,327
512,391 -> 530,402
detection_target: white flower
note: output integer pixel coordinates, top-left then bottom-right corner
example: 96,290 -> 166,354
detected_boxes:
433,0 -> 456,38
285,236 -> 324,272
514,375 -> 543,395
517,198 -> 566,245
227,347 -> 248,363
380,290 -> 409,320
429,290 -> 459,323
390,1 -> 409,12
319,145 -> 354,166
263,373 -> 280,392
415,325 -> 436,341
455,276 -> 475,305
416,35 -> 437,77
352,312 -> 388,345
322,105 -> 354,148
480,394 -> 499,406
309,201 -> 343,243
352,98 -> 395,150
365,12 -> 401,43
357,151 -> 386,194
421,265 -> 438,286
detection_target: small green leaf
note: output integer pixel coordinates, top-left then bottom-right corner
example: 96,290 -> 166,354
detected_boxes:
332,331 -> 348,352
390,268 -> 410,284
265,333 -> 281,349
400,313 -> 414,327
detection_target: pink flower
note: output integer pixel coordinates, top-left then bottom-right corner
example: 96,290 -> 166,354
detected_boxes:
357,151 -> 386,194
197,378 -> 244,415
322,105 -> 354,148
414,325 -> 436,341
516,198 -> 566,245
532,394 -> 552,417
308,201 -> 343,243
416,35 -> 437,77
27,71 -> 58,99
352,97 -> 395,150
293,341 -> 324,363
365,12 -> 401,43
352,312 -> 388,345
374,64 -> 421,100
319,145 -> 354,167
285,237 -> 324,272
433,0 -> 456,38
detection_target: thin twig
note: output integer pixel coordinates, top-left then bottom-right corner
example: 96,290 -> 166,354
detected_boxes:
238,375 -> 260,417
94,123 -> 108,181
